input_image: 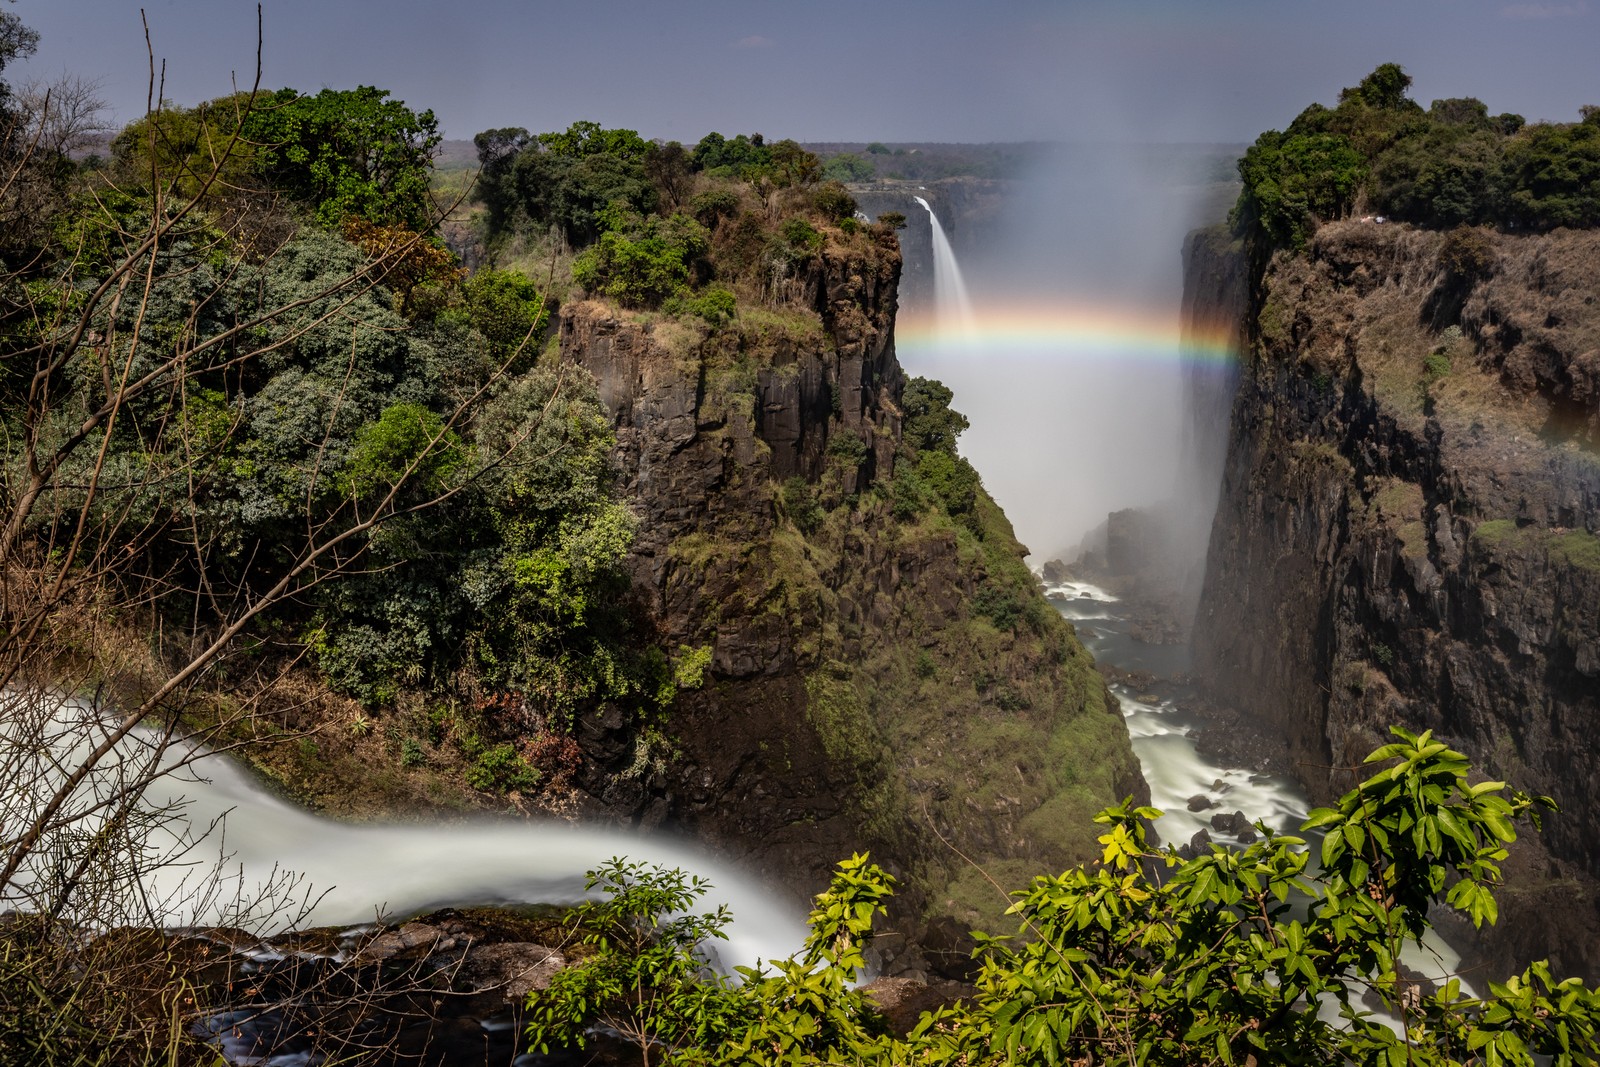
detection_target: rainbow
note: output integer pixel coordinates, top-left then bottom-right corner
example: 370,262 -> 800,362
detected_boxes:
894,304 -> 1240,368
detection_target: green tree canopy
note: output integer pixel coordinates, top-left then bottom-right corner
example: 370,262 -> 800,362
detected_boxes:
822,152 -> 875,183
901,376 -> 970,455
241,85 -> 441,230
1233,62 -> 1600,244
474,121 -> 658,245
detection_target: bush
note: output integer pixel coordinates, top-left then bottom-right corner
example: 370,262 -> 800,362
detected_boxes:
571,212 -> 710,308
889,465 -> 932,521
971,583 -> 1025,631
466,741 -> 541,793
1438,225 -> 1495,282
678,285 -> 736,326
914,450 -> 980,519
780,217 -> 821,250
689,188 -> 740,227
826,428 -> 869,468
782,476 -> 825,534
671,644 -> 714,690
812,181 -> 859,219
524,730 -> 1594,1067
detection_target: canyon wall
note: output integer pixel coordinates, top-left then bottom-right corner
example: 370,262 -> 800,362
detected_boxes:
558,226 -> 1143,964
1190,220 -> 1600,977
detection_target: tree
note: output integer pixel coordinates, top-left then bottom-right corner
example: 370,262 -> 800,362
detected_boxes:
537,119 -> 650,161
0,0 -> 38,142
526,729 -> 1600,1066
1233,129 -> 1367,247
1498,120 -> 1600,229
473,125 -> 533,232
241,85 -> 441,230
1430,97 -> 1492,129
474,122 -> 659,246
901,376 -> 970,455
822,152 -> 875,183
1344,62 -> 1416,112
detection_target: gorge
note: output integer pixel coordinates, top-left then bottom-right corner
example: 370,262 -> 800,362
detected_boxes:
6,20 -> 1600,1057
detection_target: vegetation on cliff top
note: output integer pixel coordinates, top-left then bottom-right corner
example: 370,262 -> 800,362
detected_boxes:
472,119 -> 895,318
1233,62 -> 1600,249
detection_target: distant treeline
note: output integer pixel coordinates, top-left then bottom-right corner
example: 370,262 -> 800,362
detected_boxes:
1234,63 -> 1600,248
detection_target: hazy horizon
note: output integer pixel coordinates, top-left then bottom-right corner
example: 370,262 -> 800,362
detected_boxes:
11,2 -> 1599,145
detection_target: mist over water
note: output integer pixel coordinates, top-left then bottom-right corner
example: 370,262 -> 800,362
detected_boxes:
896,144 -> 1238,562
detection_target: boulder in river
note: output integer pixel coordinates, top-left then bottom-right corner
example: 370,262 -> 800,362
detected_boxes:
1211,810 -> 1259,843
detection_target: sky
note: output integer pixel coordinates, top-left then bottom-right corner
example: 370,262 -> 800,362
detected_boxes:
9,0 -> 1600,145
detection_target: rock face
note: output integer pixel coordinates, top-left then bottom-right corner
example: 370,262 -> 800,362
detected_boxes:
1190,220 -> 1600,978
558,229 -> 1144,948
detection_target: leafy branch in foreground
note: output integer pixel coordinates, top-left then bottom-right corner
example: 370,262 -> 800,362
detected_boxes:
526,729 -> 1599,1066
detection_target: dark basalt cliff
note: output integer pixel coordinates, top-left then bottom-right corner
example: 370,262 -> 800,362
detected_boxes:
1189,221 -> 1600,977
558,231 -> 1143,963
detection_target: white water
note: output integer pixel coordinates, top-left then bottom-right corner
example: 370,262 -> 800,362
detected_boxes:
1040,577 -> 1474,1001
1043,578 -> 1310,846
1,698 -> 808,972
913,196 -> 976,337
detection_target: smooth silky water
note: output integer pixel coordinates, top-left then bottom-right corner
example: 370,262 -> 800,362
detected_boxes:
0,698 -> 808,973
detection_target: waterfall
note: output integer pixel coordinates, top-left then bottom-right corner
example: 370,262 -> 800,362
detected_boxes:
4,697 -> 809,971
913,196 -> 976,337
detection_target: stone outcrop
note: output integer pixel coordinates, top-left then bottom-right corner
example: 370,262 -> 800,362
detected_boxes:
556,228 -> 1144,952
1190,219 -> 1600,978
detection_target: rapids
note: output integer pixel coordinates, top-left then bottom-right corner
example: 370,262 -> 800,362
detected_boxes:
1042,575 -> 1474,1001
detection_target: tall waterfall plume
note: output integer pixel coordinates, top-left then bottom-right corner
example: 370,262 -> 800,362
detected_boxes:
913,196 -> 976,337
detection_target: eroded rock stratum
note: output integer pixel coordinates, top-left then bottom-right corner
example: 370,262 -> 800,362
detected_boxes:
1190,221 -> 1600,977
